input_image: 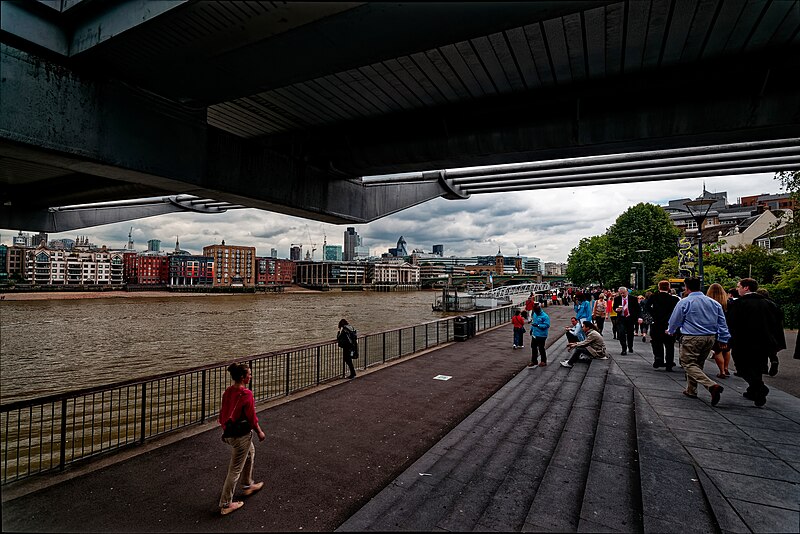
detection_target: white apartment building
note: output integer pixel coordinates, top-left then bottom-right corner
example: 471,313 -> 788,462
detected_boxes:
26,246 -> 124,285
371,261 -> 420,285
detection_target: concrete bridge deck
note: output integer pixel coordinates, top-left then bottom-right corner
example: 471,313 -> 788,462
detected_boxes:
2,304 -> 798,532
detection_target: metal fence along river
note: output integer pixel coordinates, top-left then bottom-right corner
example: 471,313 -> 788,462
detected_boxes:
0,297 -> 513,485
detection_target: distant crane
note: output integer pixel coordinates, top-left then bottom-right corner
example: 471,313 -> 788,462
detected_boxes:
127,227 -> 134,250
304,224 -> 318,260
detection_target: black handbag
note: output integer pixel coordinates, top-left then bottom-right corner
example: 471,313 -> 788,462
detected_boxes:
223,417 -> 251,438
221,393 -> 251,439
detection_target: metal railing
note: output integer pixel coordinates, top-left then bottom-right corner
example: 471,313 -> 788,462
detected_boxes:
0,305 -> 513,484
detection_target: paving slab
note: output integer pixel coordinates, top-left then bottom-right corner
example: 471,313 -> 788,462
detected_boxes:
729,497 -> 800,533
687,446 -> 800,483
703,468 -> 800,512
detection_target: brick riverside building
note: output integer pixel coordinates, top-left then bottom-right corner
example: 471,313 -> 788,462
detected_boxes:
256,257 -> 294,286
203,243 -> 256,287
169,255 -> 214,286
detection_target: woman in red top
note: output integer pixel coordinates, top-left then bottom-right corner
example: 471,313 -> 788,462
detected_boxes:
218,362 -> 266,515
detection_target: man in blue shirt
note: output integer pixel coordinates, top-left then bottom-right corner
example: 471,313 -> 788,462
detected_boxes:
667,277 -> 730,406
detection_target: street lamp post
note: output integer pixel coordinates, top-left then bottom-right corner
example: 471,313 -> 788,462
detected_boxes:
632,261 -> 643,290
683,199 -> 715,292
635,249 -> 650,291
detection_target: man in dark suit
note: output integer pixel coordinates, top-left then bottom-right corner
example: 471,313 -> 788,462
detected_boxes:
612,286 -> 640,355
727,278 -> 786,407
648,280 -> 681,370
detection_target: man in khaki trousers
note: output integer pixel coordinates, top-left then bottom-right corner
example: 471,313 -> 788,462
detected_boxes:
666,277 -> 730,406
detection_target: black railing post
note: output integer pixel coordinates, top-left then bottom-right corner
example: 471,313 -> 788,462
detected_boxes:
425,324 -> 429,349
140,383 -> 147,444
59,399 -> 67,471
413,326 -> 416,353
285,353 -> 291,396
399,329 -> 403,356
382,332 -> 386,363
200,370 -> 207,423
316,347 -> 321,385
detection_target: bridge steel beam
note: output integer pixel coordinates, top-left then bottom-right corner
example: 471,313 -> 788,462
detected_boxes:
307,51 -> 800,177
0,45 -> 456,230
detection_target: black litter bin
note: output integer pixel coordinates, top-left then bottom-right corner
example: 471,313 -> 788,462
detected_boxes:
454,316 -> 468,342
465,315 -> 477,338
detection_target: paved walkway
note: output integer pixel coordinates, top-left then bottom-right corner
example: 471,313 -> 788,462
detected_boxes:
342,324 -> 800,533
2,304 -> 799,532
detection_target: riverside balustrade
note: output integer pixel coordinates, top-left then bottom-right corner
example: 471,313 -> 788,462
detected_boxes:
0,305 -> 513,485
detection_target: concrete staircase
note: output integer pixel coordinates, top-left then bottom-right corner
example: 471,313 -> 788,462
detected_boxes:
339,334 -> 721,532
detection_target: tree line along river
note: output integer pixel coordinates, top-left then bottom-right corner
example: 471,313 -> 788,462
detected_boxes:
0,291 -> 449,404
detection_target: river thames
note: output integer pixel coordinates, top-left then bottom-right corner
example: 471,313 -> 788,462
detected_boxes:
0,290 -> 449,403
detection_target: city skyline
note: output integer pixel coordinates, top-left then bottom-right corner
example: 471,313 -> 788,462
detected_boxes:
1,172 -> 784,263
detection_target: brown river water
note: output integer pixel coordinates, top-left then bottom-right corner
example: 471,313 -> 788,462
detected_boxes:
0,290 -> 450,403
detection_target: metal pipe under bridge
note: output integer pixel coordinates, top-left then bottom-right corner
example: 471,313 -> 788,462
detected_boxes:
473,283 -> 551,300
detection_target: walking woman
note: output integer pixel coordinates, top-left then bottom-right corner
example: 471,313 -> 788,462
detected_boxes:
608,291 -> 619,339
592,293 -> 607,334
706,283 -> 731,378
218,362 -> 266,515
337,318 -> 358,378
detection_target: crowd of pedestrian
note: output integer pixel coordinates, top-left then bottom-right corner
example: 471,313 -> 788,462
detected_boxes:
514,278 -> 788,409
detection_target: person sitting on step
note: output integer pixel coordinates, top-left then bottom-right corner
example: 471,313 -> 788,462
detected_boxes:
561,321 -> 608,368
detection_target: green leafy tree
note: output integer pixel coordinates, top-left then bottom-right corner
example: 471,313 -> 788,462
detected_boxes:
565,235 -> 613,287
705,244 -> 782,284
765,262 -> 800,328
701,265 -> 735,289
652,256 -> 680,283
605,203 -> 681,288
777,170 -> 800,258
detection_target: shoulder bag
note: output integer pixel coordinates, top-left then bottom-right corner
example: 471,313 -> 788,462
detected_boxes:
221,392 -> 251,439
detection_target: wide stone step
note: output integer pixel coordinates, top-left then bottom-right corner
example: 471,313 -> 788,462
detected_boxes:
576,360 -> 642,532
521,358 -> 609,532
340,335 -> 576,531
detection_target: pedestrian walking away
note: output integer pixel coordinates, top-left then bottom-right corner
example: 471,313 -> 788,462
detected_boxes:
528,302 -> 550,367
337,318 -> 359,378
613,287 -> 640,355
218,362 -> 266,515
756,287 -> 782,376
706,283 -> 732,379
561,321 -> 608,368
649,280 -> 680,371
666,277 -> 729,406
727,278 -> 786,407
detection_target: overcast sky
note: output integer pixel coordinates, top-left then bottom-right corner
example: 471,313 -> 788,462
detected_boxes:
1,173 -> 784,263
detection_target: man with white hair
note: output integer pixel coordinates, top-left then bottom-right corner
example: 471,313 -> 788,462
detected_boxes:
612,287 -> 640,355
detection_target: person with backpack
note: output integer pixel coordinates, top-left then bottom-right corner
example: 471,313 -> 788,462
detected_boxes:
337,318 -> 358,379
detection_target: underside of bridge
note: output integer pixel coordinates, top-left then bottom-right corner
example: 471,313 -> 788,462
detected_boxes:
1,0 -> 799,231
